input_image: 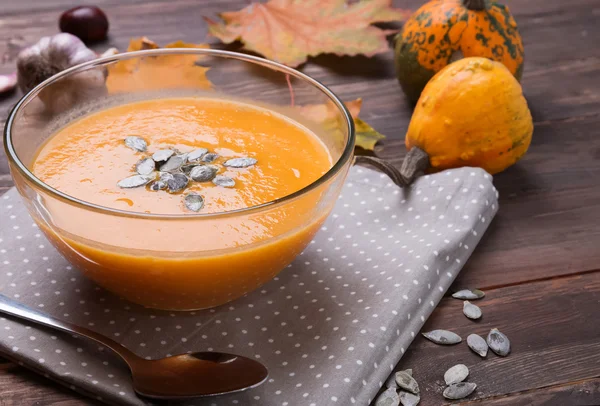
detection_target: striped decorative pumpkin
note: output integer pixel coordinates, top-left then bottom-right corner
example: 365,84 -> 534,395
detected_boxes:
394,0 -> 524,103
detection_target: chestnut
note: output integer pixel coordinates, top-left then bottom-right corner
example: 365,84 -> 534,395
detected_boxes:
59,6 -> 109,43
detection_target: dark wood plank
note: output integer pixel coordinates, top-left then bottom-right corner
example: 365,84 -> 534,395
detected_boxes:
393,272 -> 600,405
468,378 -> 600,406
0,362 -> 98,405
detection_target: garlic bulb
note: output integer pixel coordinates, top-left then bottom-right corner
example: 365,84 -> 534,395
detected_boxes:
16,33 -> 106,112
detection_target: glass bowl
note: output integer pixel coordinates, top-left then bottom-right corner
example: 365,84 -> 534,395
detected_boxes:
4,49 -> 355,310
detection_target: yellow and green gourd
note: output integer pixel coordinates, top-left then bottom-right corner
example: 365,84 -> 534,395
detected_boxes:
395,0 -> 525,103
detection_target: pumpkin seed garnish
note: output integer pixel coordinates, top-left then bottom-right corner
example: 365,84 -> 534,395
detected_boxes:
117,174 -> 155,189
422,330 -> 462,345
190,165 -> 218,182
444,364 -> 469,385
124,136 -> 147,152
202,152 -> 219,162
452,289 -> 485,300
487,328 -> 510,356
187,148 -> 209,162
443,382 -> 477,400
184,193 -> 204,212
224,157 -> 257,168
398,390 -> 420,406
152,149 -> 175,163
395,370 -> 419,394
213,175 -> 235,188
135,157 -> 156,175
148,180 -> 167,191
467,333 -> 488,358
463,300 -> 482,320
159,155 -> 186,173
374,387 -> 400,406
166,173 -> 189,193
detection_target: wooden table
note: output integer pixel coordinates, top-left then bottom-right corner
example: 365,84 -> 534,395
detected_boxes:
1,0 -> 599,404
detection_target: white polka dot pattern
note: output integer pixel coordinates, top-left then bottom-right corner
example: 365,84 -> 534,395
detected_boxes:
0,167 -> 498,406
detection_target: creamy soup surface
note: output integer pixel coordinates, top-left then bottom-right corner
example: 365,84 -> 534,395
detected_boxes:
33,97 -> 332,215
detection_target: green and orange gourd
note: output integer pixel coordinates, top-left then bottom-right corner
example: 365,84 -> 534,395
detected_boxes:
394,0 -> 525,103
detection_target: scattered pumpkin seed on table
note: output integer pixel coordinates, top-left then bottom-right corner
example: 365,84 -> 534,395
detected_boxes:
422,329 -> 462,345
467,333 -> 489,358
398,390 -> 420,406
452,289 -> 485,300
487,328 -> 511,356
463,300 -> 482,320
395,370 -> 419,394
444,364 -> 469,385
443,382 -> 477,400
374,387 -> 400,406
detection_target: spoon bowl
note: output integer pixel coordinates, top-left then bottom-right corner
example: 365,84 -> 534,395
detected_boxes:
0,294 -> 268,398
131,352 -> 268,399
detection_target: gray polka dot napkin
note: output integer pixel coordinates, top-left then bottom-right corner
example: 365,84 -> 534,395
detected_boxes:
0,166 -> 498,406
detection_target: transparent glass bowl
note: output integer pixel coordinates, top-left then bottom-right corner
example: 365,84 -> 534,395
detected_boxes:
4,49 -> 355,310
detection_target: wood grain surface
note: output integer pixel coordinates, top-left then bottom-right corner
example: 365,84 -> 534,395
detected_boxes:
1,0 -> 599,405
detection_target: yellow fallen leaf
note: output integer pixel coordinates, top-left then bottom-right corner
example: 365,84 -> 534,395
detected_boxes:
106,37 -> 212,93
298,98 -> 385,151
205,0 -> 410,67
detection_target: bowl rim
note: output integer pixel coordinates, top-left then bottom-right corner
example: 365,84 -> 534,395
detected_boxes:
4,48 -> 355,220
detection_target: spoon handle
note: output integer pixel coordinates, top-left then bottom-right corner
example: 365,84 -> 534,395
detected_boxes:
0,294 -> 138,363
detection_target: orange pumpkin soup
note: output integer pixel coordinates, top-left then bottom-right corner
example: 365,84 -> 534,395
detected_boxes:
30,97 -> 337,310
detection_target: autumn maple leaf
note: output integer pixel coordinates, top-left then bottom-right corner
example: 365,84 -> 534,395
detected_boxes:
205,0 -> 410,67
106,37 -> 212,93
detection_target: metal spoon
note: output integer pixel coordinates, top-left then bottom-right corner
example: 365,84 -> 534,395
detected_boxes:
0,294 -> 268,399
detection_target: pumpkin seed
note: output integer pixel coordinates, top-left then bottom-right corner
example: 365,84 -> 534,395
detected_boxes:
152,149 -> 175,163
224,157 -> 257,168
117,174 -> 154,188
444,364 -> 469,385
467,333 -> 488,358
159,155 -> 186,173
375,387 -> 400,406
387,368 -> 412,388
190,165 -> 218,182
422,330 -> 462,345
148,180 -> 167,191
398,390 -> 420,406
443,382 -> 477,400
184,193 -> 204,212
463,300 -> 482,320
166,173 -> 189,193
187,148 -> 209,162
487,328 -> 510,357
159,172 -> 174,182
135,158 -> 156,175
124,136 -> 147,152
213,175 -> 235,188
395,370 -> 419,394
201,152 -> 219,162
452,289 -> 485,300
